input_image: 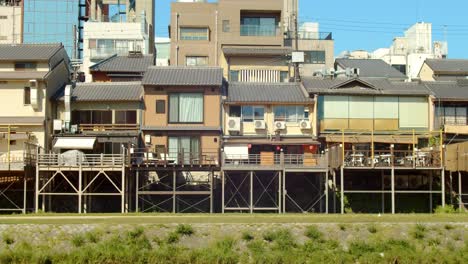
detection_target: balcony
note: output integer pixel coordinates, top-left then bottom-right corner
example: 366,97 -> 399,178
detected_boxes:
38,153 -> 124,168
89,47 -> 134,60
77,124 -> 139,133
130,148 -> 220,167
285,31 -> 333,40
343,149 -> 442,169
0,143 -> 37,171
222,153 -> 328,170
240,25 -> 280,37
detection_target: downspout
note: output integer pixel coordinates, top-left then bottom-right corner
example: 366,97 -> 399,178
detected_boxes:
176,12 -> 179,66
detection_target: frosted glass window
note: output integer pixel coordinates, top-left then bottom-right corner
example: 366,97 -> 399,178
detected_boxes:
399,97 -> 428,128
323,96 -> 349,119
374,97 -> 398,118
349,96 -> 373,118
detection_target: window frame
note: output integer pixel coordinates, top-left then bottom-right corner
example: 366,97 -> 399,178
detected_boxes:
185,56 -> 209,66
168,92 -> 204,124
156,100 -> 166,114
179,27 -> 209,41
23,87 -> 31,105
303,50 -> 326,64
229,105 -> 265,122
15,62 -> 37,71
273,106 -> 307,122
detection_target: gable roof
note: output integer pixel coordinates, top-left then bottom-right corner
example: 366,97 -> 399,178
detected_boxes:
425,59 -> 468,73
335,59 -> 406,79
0,43 -> 63,61
303,77 -> 430,96
55,82 -> 143,102
226,82 -> 312,103
142,67 -> 223,86
90,54 -> 154,73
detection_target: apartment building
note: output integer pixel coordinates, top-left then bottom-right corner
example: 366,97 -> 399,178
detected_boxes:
170,0 -> 333,81
0,0 -> 22,44
0,43 -> 69,213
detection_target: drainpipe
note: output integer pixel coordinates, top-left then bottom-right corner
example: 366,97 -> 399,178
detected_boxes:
176,13 -> 179,66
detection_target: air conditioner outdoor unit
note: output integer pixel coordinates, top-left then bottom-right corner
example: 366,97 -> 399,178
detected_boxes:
70,125 -> 78,134
274,121 -> 286,131
228,117 -> 241,132
300,120 -> 311,129
53,119 -> 63,131
254,120 -> 266,130
144,134 -> 151,144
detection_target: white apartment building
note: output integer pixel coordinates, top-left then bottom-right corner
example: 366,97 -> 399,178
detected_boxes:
0,1 -> 22,44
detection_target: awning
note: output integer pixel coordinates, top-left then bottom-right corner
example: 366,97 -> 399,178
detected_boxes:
53,137 -> 96,150
224,145 -> 249,160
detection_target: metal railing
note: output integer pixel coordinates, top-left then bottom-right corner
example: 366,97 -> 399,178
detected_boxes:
38,153 -> 124,167
0,142 -> 38,170
130,148 -> 220,166
78,124 -> 139,132
240,25 -> 280,37
344,149 -> 442,168
285,31 -> 333,40
222,153 -> 328,169
89,47 -> 137,60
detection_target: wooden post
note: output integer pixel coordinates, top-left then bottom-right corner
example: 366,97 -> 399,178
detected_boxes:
340,166 -> 344,214
391,168 -> 395,214
78,165 -> 82,214
135,170 -> 139,213
221,170 -> 225,214
325,171 -> 329,214
173,169 -> 176,213
278,171 -> 282,214
371,130 -> 374,168
459,172 -> 463,211
249,171 -> 253,213
441,169 -> 445,208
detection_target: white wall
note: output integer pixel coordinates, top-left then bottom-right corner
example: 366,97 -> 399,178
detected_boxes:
0,6 -> 22,44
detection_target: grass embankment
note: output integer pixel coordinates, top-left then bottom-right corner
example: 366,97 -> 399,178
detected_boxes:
0,217 -> 467,263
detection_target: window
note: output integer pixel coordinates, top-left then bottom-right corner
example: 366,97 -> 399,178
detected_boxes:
304,51 -> 326,64
229,70 -> 239,82
115,111 -> 137,124
186,56 -> 208,66
15,62 -> 37,71
169,93 -> 203,123
97,142 -> 122,154
24,87 -> 31,105
222,20 -> 230,32
156,100 -> 166,114
91,111 -> 112,124
240,17 -> 277,36
229,106 -> 264,122
274,106 -> 306,122
442,106 -> 467,125
89,39 -> 96,49
0,16 -> 7,19
9,140 -> 17,146
168,136 -> 200,164
280,71 -> 289,82
180,27 -> 209,40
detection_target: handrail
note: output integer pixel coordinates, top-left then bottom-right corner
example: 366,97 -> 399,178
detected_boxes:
130,148 -> 220,166
222,153 -> 328,168
79,124 -> 139,132
37,153 -> 124,167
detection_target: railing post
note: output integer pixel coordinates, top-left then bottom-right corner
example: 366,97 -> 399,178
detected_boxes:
100,153 -> 104,167
280,150 -> 284,167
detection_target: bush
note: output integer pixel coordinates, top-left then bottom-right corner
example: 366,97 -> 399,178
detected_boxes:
305,226 -> 323,240
338,224 -> 347,231
175,224 -> 194,236
434,205 -> 457,214
85,231 -> 101,243
71,234 -> 86,247
411,224 -> 427,240
367,224 -> 378,234
262,229 -> 296,250
2,234 -> 14,245
444,224 -> 454,230
166,232 -> 179,244
241,231 -> 254,241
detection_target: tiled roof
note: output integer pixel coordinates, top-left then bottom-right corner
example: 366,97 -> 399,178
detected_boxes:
56,82 -> 143,102
0,71 -> 48,80
222,47 -> 292,56
90,55 -> 154,73
226,82 -> 312,103
425,59 -> 468,73
335,59 -> 406,79
0,43 -> 63,61
424,81 -> 468,101
142,67 -> 223,86
302,77 -> 430,96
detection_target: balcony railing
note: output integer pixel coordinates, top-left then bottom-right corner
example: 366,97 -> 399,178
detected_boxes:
222,153 -> 328,169
38,153 -> 124,167
130,148 -> 219,167
343,150 -> 442,168
89,47 -> 136,60
78,124 -> 139,133
0,143 -> 38,170
240,25 -> 280,37
285,31 -> 333,40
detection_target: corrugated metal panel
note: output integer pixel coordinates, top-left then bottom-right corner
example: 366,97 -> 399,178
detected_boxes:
349,96 -> 373,118
399,97 -> 428,128
374,97 -> 399,118
323,95 -> 349,118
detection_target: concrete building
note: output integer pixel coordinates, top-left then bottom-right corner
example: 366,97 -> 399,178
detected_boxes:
340,23 -> 447,79
170,0 -> 333,81
155,37 -> 170,66
0,0 -> 22,44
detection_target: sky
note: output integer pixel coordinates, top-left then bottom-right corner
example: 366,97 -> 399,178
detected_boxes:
155,0 -> 468,58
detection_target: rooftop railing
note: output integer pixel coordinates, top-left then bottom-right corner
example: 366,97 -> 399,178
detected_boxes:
240,25 -> 281,37
222,153 -> 328,169
37,153 -> 124,167
130,148 -> 220,167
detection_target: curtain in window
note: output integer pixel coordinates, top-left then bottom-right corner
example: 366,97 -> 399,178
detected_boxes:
444,107 -> 456,125
168,137 -> 179,159
456,107 -> 467,125
179,93 -> 203,123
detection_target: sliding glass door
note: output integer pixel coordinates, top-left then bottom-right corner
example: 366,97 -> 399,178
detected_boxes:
168,137 -> 200,164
